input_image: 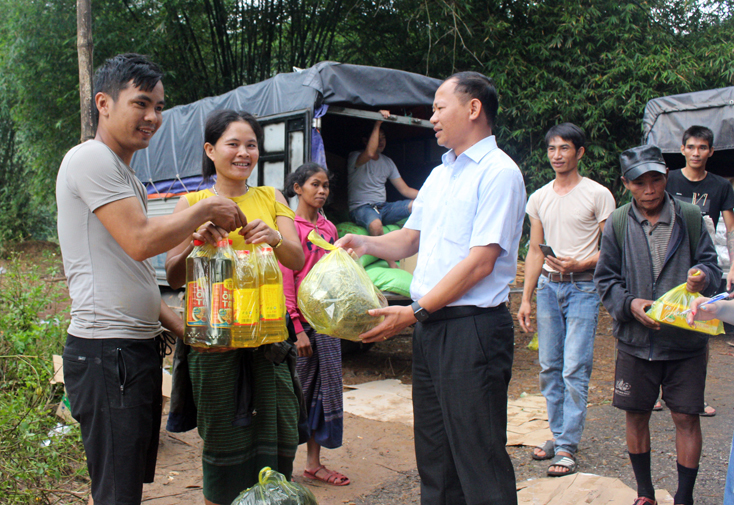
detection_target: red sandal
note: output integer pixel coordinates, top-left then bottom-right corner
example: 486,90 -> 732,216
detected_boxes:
303,465 -> 351,486
632,497 -> 656,505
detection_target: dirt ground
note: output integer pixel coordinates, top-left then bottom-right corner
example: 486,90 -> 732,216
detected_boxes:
4,245 -> 732,504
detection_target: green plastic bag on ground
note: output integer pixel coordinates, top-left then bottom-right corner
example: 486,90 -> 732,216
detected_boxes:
298,230 -> 387,341
230,467 -> 317,505
646,282 -> 724,335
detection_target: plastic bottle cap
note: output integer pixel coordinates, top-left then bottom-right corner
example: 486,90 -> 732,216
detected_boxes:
217,239 -> 228,247
193,239 -> 204,246
229,239 -> 233,244
262,246 -> 273,253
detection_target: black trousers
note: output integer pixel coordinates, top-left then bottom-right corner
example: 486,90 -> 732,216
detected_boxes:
412,305 -> 517,505
63,335 -> 163,505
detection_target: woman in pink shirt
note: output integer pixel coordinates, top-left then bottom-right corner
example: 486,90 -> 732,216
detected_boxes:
280,162 -> 350,486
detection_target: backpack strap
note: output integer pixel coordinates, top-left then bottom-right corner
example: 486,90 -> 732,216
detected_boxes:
611,200 -> 701,254
677,201 -> 701,255
611,202 -> 632,251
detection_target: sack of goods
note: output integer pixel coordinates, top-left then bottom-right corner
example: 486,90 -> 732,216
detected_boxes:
646,282 -> 724,335
298,230 -> 387,341
231,467 -> 317,505
184,239 -> 287,348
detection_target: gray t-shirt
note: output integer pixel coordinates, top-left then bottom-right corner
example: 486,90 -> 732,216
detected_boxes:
347,151 -> 401,210
56,140 -> 162,339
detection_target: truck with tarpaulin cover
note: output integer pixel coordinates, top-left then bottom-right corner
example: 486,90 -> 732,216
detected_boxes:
131,61 -> 445,328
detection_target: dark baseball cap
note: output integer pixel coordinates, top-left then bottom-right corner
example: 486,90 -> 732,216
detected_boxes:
620,145 -> 668,181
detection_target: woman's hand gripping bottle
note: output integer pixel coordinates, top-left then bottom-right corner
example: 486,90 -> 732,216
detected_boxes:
257,245 -> 287,344
208,239 -> 235,347
232,247 -> 260,347
184,239 -> 214,347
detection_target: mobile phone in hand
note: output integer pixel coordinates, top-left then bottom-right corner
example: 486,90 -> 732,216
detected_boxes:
539,244 -> 556,258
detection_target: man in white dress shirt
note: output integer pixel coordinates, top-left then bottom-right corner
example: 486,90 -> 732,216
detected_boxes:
336,72 -> 526,505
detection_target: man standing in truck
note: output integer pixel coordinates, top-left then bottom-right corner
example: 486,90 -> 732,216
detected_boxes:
56,53 -> 247,505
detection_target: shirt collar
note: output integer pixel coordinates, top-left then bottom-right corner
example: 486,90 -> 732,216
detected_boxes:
441,135 -> 497,168
631,192 -> 673,225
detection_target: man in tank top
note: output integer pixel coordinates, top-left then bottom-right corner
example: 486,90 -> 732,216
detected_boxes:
517,123 -> 615,477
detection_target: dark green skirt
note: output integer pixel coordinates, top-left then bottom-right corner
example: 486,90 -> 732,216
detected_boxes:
189,347 -> 298,504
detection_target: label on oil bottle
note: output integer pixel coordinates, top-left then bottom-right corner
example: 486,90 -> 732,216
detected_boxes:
211,279 -> 234,327
186,278 -> 208,326
260,284 -> 284,320
234,288 -> 259,326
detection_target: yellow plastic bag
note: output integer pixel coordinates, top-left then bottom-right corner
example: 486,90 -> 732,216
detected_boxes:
297,230 -> 388,341
646,283 -> 724,335
231,467 -> 317,505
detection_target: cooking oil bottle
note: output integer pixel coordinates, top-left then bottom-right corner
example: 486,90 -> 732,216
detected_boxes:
209,238 -> 234,347
232,247 -> 259,347
257,245 -> 287,344
184,239 -> 213,347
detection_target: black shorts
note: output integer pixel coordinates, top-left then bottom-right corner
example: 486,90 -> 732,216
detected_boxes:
612,349 -> 706,415
63,334 -> 163,505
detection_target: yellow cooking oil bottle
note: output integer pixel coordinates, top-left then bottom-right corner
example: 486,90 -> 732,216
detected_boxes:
232,247 -> 260,347
209,238 -> 234,347
184,239 -> 213,347
257,245 -> 287,344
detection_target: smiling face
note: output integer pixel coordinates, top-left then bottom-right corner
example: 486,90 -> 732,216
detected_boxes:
430,78 -> 475,155
96,79 -> 165,164
622,171 -> 668,214
204,120 -> 259,183
295,170 -> 330,209
546,136 -> 584,176
681,136 -> 714,171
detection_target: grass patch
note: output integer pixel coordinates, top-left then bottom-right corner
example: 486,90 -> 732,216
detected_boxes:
0,254 -> 88,504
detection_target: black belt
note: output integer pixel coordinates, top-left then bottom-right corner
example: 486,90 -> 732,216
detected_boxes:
541,270 -> 595,282
424,303 -> 506,323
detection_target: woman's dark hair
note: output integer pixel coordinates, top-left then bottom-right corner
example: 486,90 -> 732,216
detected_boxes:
283,162 -> 332,199
202,109 -> 264,180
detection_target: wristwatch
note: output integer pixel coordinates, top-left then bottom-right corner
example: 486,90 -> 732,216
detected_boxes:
412,301 -> 430,322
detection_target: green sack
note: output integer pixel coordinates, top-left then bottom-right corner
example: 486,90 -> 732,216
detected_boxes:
336,221 -> 368,237
365,263 -> 413,298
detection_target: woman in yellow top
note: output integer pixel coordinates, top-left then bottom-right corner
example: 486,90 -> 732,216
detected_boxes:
165,109 -> 304,505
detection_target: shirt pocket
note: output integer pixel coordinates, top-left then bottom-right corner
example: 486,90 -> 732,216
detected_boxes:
443,194 -> 475,246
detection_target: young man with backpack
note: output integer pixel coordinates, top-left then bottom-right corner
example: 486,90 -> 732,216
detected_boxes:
594,145 -> 720,505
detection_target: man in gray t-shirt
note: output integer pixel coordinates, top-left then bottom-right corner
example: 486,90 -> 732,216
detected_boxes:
347,110 -> 419,252
56,54 -> 246,505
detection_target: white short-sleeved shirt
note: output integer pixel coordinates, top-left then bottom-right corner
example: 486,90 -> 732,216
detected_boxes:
347,151 -> 401,210
405,136 -> 526,307
526,177 -> 615,273
56,140 -> 162,339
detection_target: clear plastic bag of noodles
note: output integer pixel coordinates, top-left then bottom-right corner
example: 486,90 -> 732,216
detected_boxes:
230,467 -> 317,505
297,230 -> 388,341
184,240 -> 215,347
232,246 -> 260,348
256,244 -> 288,345
646,282 -> 724,335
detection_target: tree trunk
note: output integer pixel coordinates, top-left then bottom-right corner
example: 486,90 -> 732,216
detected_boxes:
77,0 -> 94,141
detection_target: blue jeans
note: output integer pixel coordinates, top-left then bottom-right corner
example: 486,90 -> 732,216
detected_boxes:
536,275 -> 599,455
349,200 -> 411,230
725,429 -> 734,505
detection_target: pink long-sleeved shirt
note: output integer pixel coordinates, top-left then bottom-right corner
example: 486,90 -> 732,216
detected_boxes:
279,213 -> 338,334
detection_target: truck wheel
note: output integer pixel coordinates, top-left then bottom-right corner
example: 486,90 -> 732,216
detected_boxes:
341,340 -> 375,355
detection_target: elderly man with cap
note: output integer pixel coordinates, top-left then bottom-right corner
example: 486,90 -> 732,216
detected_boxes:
594,145 -> 720,505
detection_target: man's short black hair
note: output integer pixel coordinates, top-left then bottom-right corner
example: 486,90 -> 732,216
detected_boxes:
93,53 -> 163,124
682,125 -> 714,149
447,71 -> 498,130
545,123 -> 586,150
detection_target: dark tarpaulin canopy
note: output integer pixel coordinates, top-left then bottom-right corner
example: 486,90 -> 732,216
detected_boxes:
643,86 -> 734,153
131,61 -> 442,185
